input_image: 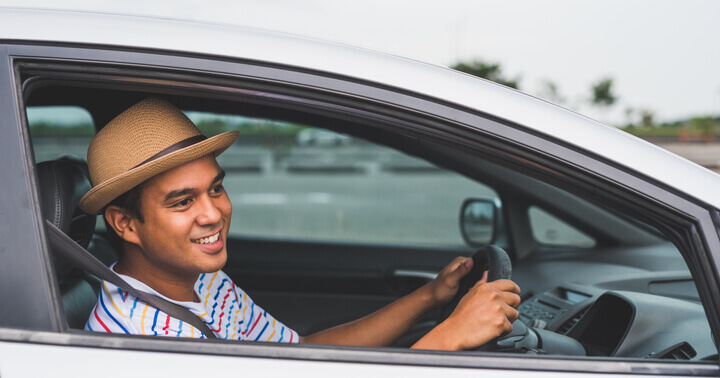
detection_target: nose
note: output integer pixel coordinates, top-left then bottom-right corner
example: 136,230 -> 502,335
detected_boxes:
195,194 -> 222,226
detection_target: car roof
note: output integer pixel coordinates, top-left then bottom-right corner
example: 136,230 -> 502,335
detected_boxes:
3,7 -> 720,209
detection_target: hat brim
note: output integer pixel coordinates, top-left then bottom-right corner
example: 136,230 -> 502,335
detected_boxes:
79,131 -> 239,215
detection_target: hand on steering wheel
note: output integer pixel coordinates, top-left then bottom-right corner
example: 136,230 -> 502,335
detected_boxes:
436,246 -> 522,351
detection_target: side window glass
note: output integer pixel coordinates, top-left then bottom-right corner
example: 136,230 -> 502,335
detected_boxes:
528,206 -> 595,248
188,112 -> 498,247
27,106 -> 94,163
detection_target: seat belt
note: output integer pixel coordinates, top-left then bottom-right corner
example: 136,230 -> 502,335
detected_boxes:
44,220 -> 217,339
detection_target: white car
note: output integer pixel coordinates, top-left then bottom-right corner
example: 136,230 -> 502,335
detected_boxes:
0,8 -> 718,378
296,128 -> 352,146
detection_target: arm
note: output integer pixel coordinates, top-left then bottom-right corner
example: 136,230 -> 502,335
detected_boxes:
300,256 -> 476,347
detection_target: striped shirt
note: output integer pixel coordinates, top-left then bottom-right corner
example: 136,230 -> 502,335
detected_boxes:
85,268 -> 299,342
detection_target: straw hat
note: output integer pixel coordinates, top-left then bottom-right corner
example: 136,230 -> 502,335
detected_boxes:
79,98 -> 239,215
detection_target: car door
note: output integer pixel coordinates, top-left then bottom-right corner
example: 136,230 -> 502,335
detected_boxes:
1,13 -> 720,377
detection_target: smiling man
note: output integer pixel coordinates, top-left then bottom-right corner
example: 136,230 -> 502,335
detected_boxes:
81,98 -> 521,349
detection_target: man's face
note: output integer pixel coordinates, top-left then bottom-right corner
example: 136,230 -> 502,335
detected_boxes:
130,155 -> 232,277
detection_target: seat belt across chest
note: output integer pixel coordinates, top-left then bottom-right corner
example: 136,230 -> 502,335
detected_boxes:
45,220 -> 217,339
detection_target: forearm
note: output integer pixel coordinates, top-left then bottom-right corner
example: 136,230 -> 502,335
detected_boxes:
301,283 -> 439,347
410,319 -> 459,350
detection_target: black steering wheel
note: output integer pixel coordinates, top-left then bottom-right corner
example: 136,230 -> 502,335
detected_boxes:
437,246 -> 586,355
437,245 -> 537,352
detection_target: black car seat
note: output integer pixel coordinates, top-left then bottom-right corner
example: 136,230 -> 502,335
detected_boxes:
56,155 -> 119,266
37,159 -> 117,329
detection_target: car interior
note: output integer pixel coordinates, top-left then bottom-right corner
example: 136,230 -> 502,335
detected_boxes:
23,67 -> 718,362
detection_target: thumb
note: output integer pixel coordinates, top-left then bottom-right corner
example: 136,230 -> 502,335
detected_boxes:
472,270 -> 489,288
479,270 -> 488,284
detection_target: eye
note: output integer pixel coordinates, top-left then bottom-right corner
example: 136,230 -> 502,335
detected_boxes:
210,184 -> 224,195
173,198 -> 193,208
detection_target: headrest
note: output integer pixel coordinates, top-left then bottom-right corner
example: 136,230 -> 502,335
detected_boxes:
37,160 -> 96,249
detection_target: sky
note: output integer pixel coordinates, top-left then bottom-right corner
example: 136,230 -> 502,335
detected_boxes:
7,0 -> 720,126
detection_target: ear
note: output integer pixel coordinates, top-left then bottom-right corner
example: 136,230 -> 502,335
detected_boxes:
104,205 -> 142,246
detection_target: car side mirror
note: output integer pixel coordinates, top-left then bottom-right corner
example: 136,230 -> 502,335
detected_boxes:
460,198 -> 500,246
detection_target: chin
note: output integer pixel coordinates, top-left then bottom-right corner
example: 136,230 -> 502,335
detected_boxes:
202,251 -> 227,273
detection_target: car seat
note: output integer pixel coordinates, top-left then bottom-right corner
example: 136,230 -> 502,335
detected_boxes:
36,159 -> 117,329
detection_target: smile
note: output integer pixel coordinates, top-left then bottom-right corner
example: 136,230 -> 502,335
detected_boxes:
191,231 -> 220,245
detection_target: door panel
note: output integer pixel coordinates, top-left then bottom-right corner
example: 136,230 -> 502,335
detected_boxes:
223,237 -> 471,337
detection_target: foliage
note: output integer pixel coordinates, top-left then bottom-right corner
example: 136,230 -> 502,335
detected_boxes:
590,78 -> 617,108
29,122 -> 94,137
688,116 -> 718,133
622,116 -> 720,138
622,125 -> 683,137
639,109 -> 655,129
450,59 -> 520,89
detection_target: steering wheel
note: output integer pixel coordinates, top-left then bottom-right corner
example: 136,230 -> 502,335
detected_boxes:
437,245 -> 538,352
437,246 -> 586,355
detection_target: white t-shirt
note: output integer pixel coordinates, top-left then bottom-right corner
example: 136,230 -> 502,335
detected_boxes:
84,268 -> 299,342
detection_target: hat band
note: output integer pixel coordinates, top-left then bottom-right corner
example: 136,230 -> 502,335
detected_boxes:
133,135 -> 208,169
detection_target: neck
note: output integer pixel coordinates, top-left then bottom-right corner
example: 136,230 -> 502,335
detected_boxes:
115,246 -> 199,302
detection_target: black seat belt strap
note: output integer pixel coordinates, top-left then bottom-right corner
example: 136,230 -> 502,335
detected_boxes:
45,220 -> 217,339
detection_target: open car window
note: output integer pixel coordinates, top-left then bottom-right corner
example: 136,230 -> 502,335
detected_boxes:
189,111 -> 498,247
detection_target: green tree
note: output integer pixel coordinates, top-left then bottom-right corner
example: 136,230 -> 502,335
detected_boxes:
591,77 -> 617,107
639,109 -> 655,129
451,59 -> 520,89
590,77 -> 617,123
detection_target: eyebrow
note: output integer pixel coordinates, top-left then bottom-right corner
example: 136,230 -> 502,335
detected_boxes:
163,170 -> 226,203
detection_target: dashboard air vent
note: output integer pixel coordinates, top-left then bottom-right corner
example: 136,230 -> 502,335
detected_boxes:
658,342 -> 697,360
557,306 -> 589,335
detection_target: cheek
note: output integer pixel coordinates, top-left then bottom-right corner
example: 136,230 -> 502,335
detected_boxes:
220,194 -> 232,220
148,213 -> 195,242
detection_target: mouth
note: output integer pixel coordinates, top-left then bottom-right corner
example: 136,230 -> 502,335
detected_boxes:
191,231 -> 221,245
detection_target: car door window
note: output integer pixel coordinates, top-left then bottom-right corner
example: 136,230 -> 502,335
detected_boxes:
189,111 -> 499,247
27,105 -> 94,163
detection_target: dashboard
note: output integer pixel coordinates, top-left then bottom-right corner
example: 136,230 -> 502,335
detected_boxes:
518,282 -> 716,360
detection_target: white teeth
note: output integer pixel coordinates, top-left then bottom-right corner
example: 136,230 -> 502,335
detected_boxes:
193,232 -> 220,244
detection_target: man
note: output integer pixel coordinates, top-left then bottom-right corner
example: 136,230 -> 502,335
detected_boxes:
82,98 -> 521,350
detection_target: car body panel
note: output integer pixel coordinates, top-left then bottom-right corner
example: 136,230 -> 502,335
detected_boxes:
1,330 -> 715,377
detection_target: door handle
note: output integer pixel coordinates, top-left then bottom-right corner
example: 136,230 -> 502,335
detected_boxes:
388,269 -> 438,294
391,269 -> 438,281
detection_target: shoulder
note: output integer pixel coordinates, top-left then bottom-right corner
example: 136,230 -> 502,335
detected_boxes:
85,280 -> 137,334
196,270 -> 238,293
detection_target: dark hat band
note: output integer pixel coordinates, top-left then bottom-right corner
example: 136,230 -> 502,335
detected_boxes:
133,135 -> 208,169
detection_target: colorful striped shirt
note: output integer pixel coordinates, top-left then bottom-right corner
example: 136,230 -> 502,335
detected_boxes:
85,268 -> 299,342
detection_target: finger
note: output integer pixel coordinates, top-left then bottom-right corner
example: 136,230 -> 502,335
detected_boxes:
504,316 -> 515,334
446,256 -> 473,280
502,292 -> 521,308
502,303 -> 519,322
487,279 -> 521,294
445,256 -> 466,272
496,316 -> 514,337
471,270 -> 489,289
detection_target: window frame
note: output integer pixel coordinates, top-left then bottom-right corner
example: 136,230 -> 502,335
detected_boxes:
1,42 -> 719,376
